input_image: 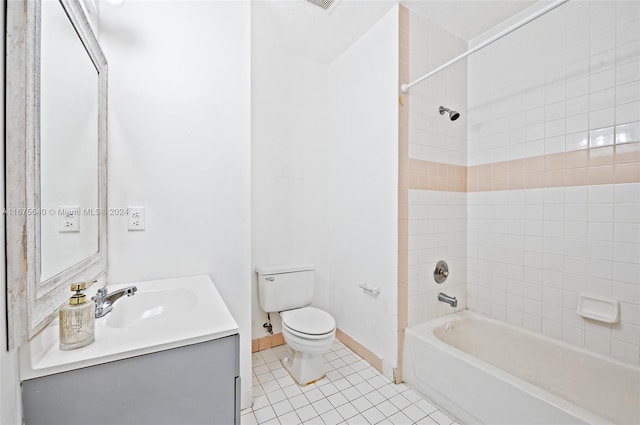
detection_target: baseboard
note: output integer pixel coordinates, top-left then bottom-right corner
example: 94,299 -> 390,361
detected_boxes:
251,329 -> 385,376
251,333 -> 285,353
335,328 -> 383,373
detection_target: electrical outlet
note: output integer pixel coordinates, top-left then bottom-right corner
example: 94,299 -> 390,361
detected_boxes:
58,206 -> 80,233
127,207 -> 145,231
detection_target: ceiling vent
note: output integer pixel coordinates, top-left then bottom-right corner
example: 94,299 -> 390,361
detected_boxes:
306,0 -> 337,11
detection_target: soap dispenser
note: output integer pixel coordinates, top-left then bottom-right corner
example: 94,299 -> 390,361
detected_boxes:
59,282 -> 95,350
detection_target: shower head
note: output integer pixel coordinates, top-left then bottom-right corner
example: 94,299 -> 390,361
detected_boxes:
439,106 -> 460,121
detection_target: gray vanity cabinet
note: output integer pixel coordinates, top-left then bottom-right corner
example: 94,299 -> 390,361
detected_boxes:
22,334 -> 240,425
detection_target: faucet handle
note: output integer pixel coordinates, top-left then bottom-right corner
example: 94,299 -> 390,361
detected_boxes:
92,287 -> 108,301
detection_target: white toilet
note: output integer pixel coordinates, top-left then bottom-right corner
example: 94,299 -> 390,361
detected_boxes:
256,265 -> 335,385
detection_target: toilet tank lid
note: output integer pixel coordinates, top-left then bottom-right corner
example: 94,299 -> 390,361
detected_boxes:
255,265 -> 315,275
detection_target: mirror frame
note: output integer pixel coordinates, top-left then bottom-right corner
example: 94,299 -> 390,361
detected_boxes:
6,0 -> 108,349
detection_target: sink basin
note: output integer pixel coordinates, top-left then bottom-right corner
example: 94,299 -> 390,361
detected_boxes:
106,289 -> 198,329
20,275 -> 239,380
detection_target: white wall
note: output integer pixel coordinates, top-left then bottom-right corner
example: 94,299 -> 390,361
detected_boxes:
327,6 -> 399,369
251,5 -> 399,370
467,0 -> 640,364
100,0 -> 253,405
251,2 -> 330,336
1,0 -> 22,421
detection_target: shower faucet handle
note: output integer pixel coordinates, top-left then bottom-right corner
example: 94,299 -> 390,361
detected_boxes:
434,260 -> 449,284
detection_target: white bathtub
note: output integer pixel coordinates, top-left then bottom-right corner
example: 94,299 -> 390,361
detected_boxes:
403,310 -> 640,425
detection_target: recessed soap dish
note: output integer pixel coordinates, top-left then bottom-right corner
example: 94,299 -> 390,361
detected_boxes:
576,294 -> 619,324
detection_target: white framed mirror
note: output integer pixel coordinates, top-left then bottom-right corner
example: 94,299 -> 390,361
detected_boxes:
5,0 -> 108,349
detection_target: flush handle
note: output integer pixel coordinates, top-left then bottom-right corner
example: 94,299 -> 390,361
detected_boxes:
434,260 -> 449,284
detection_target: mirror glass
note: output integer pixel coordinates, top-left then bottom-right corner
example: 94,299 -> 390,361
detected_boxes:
39,0 -> 99,282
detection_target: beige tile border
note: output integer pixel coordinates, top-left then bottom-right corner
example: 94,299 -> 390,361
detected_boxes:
336,328 -> 383,373
252,333 -> 285,353
467,142 -> 640,191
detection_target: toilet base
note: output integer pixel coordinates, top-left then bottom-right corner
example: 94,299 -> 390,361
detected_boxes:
281,347 -> 326,386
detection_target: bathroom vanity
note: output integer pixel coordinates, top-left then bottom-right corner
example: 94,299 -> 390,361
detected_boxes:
20,276 -> 240,425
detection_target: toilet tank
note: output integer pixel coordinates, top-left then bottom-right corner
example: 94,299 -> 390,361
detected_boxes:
256,265 -> 315,313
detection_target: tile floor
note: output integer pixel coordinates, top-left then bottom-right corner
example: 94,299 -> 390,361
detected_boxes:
241,340 -> 460,425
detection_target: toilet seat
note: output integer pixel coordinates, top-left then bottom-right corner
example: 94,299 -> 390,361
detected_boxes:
281,307 -> 335,336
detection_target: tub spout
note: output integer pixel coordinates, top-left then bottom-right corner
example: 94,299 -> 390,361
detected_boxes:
438,292 -> 457,308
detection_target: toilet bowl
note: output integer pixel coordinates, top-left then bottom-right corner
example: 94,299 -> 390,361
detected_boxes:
280,307 -> 335,385
255,265 -> 336,385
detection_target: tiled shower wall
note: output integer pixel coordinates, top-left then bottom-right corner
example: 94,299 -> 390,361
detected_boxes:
408,190 -> 466,325
467,0 -> 640,364
406,10 -> 468,326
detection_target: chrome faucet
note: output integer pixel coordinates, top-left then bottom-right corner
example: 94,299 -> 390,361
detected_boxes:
92,286 -> 137,318
438,292 -> 457,308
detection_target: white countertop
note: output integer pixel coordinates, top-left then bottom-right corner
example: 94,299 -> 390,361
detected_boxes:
20,275 -> 239,380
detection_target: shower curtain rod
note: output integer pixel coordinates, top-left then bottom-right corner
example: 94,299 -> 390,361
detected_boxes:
400,0 -> 570,93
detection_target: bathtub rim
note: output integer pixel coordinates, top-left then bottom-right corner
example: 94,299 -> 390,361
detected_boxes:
404,309 -> 638,425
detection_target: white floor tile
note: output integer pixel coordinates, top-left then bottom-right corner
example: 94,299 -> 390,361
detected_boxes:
304,416 -> 324,425
328,392 -> 349,408
375,399 -> 399,417
345,413 -> 369,425
241,411 -> 258,425
327,370 -> 343,381
415,415 -> 439,425
312,398 -> 333,415
429,410 -> 454,425
272,399 -> 294,416
288,394 -> 309,410
341,386 -> 362,401
361,406 -> 386,424
363,389 -> 385,406
336,402 -> 359,420
346,373 -> 365,386
388,393 -> 411,410
254,406 -> 276,423
304,388 -> 324,403
402,403 -> 428,422
377,384 -> 399,399
414,399 -> 438,416
276,411 -> 300,425
354,381 -> 375,395
321,408 -> 344,425
253,394 -> 270,410
253,385 -> 266,397
337,365 -> 357,377
358,367 -> 377,380
387,410 -> 413,424
401,388 -> 423,403
266,389 -> 287,404
331,358 -> 348,369
350,396 -> 373,413
367,375 -> 388,390
254,364 -> 270,375
319,382 -> 340,397
251,345 -> 458,425
332,377 -> 351,391
282,384 -> 302,398
277,375 -> 296,388
295,405 -> 318,422
262,380 -> 280,393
